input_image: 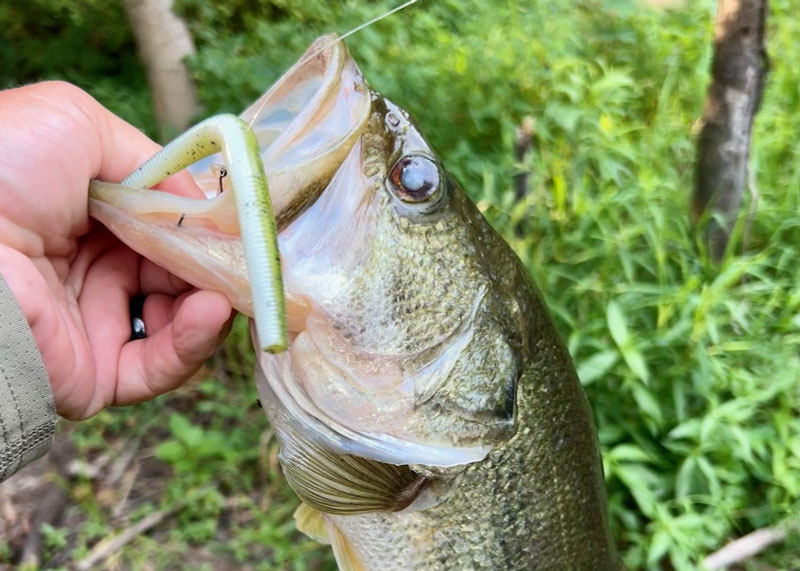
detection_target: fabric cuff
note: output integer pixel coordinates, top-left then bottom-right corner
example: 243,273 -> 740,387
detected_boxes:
0,272 -> 57,482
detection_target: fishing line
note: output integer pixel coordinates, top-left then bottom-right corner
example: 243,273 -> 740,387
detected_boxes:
337,0 -> 420,44
247,0 -> 421,130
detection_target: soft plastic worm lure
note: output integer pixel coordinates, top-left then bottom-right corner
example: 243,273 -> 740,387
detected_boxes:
93,114 -> 287,353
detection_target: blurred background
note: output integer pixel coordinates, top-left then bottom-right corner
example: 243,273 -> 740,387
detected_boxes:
1,0 -> 799,568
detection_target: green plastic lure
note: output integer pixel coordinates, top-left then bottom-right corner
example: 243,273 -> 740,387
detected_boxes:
90,114 -> 287,353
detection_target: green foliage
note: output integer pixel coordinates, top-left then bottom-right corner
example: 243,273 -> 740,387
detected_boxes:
3,0 -> 800,568
0,0 -> 156,133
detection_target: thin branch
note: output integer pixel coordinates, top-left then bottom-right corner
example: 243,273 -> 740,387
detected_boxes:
74,486 -> 220,570
704,524 -> 788,569
74,504 -> 179,570
18,436 -> 76,567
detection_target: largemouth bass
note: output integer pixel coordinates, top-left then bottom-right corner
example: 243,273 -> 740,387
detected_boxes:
89,36 -> 617,570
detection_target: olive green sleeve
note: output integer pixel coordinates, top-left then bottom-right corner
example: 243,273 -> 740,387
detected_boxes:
0,273 -> 57,483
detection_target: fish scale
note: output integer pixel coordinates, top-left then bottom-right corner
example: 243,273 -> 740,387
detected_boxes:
336,193 -> 484,355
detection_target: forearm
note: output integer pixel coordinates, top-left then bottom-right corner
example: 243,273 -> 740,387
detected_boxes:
0,272 -> 57,483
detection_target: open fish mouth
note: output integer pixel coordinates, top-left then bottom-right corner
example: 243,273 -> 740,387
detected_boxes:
89,36 -> 514,481
89,35 -> 371,319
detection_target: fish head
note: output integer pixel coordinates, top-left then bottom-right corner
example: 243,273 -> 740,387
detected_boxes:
269,92 -> 536,468
89,36 -> 534,473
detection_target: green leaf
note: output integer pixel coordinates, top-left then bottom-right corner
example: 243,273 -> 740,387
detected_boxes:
621,346 -> 650,385
577,350 -> 618,385
607,301 -> 629,348
631,383 -> 662,426
40,523 -> 68,550
615,464 -> 658,519
170,413 -> 204,449
675,456 -> 697,498
155,440 -> 185,464
647,528 -> 671,566
696,455 -> 722,498
609,444 -> 652,464
668,419 -> 701,441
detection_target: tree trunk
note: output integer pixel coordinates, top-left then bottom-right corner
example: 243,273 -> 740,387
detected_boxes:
692,0 -> 768,262
122,0 -> 201,141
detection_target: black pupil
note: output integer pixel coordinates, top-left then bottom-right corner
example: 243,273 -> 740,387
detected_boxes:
394,155 -> 439,201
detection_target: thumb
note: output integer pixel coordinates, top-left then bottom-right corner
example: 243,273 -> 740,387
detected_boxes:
113,290 -> 233,406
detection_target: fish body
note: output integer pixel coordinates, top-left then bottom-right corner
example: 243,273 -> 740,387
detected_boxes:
89,36 -> 617,570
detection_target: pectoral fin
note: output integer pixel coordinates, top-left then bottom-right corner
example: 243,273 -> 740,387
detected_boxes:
278,419 -> 428,515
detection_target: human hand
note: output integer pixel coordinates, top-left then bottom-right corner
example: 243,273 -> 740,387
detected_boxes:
0,81 -> 233,420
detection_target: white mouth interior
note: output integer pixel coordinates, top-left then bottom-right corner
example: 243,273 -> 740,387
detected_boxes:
187,34 -> 371,209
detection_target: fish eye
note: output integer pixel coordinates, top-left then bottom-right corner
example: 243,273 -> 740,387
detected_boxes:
387,154 -> 441,203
